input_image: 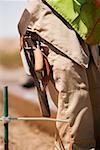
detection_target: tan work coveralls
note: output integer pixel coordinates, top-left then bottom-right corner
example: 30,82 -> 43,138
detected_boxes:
18,0 -> 100,149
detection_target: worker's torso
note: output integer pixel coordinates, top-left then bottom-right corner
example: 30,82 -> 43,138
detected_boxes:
45,0 -> 100,45
27,0 -> 90,68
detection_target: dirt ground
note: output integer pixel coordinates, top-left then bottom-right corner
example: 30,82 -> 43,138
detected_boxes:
0,91 -> 55,150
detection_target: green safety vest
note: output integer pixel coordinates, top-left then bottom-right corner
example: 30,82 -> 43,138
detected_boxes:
45,0 -> 100,45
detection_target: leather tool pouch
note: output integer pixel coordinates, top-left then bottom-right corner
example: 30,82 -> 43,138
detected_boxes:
23,30 -> 51,86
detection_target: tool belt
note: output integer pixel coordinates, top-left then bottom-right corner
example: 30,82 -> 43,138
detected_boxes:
21,30 -> 51,87
20,30 -> 51,117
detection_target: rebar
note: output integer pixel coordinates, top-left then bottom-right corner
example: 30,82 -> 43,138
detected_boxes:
4,86 -> 9,150
0,116 -> 68,123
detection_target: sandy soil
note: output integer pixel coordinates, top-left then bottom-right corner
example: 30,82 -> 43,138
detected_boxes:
0,91 -> 55,150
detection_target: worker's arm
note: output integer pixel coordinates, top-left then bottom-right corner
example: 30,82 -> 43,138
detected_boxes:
18,0 -> 40,36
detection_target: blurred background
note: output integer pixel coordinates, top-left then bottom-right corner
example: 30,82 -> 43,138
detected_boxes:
0,0 -> 27,85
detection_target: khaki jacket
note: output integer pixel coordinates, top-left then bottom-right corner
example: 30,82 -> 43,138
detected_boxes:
18,0 -> 100,70
91,45 -> 100,72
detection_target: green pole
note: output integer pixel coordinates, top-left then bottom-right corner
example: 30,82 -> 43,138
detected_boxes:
4,86 -> 9,150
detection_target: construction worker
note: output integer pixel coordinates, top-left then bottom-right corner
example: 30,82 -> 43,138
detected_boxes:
18,0 -> 100,149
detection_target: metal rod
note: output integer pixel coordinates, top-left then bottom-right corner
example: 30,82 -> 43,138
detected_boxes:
0,117 -> 68,123
4,86 -> 9,150
11,117 -> 68,123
